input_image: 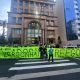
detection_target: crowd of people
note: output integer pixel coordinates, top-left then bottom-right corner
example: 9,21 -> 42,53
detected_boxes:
39,44 -> 47,59
39,44 -> 55,62
39,43 -> 61,62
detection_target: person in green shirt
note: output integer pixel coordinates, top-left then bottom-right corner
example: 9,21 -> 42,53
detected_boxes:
48,46 -> 53,62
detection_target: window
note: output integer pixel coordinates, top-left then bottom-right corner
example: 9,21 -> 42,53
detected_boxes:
12,17 -> 16,24
16,29 -> 21,34
51,20 -> 54,26
78,23 -> 80,25
78,28 -> 80,31
75,3 -> 78,6
40,3 -> 44,11
19,8 -> 23,13
76,13 -> 79,15
35,2 -> 39,8
12,28 -> 21,38
75,8 -> 78,10
34,2 -> 39,12
13,8 -> 17,13
46,20 -> 49,26
77,18 -> 80,20
30,1 -> 34,13
39,3 -> 45,15
19,0 -> 23,7
45,11 -> 49,16
13,0 -> 17,8
27,22 -> 41,44
18,17 -> 22,24
50,5 -> 53,10
50,12 -> 54,16
35,30 -> 38,33
30,1 -> 34,8
78,34 -> 80,36
24,9 -> 28,13
45,4 -> 48,9
25,1 -> 28,7
45,4 -> 49,14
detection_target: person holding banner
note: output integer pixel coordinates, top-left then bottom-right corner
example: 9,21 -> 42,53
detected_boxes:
48,46 -> 53,62
39,44 -> 44,59
43,45 -> 48,60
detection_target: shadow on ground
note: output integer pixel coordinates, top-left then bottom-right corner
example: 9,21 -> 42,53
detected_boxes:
68,57 -> 80,65
20,72 -> 80,80
0,59 -> 18,78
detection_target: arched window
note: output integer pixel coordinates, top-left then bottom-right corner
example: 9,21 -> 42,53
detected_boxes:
27,21 -> 41,44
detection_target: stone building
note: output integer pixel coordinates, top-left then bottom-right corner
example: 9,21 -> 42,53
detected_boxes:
7,0 -> 58,45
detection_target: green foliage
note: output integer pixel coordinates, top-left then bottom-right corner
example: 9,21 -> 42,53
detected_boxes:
0,34 -> 8,46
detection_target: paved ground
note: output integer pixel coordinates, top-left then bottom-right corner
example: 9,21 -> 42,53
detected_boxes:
0,58 -> 80,80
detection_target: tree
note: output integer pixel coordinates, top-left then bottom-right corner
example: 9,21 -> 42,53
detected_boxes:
0,35 -> 8,46
0,21 -> 7,46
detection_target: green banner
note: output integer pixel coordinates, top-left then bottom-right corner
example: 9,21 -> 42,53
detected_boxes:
0,47 -> 40,58
54,48 -> 80,58
0,47 -> 80,58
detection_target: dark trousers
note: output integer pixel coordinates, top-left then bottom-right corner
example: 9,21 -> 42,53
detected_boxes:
40,52 -> 44,59
45,53 -> 48,59
48,54 -> 53,62
43,53 -> 48,60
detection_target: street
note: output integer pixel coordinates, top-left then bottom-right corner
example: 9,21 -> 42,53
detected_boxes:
0,58 -> 80,80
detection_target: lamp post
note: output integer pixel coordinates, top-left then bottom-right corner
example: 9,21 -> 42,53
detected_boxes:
2,21 -> 6,37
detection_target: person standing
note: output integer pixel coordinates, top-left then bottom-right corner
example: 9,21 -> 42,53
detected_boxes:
39,44 -> 44,59
43,45 -> 48,60
48,46 -> 53,62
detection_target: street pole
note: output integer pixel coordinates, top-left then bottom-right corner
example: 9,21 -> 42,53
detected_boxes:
3,21 -> 6,38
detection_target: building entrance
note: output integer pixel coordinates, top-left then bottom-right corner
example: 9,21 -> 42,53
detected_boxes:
27,21 -> 41,45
